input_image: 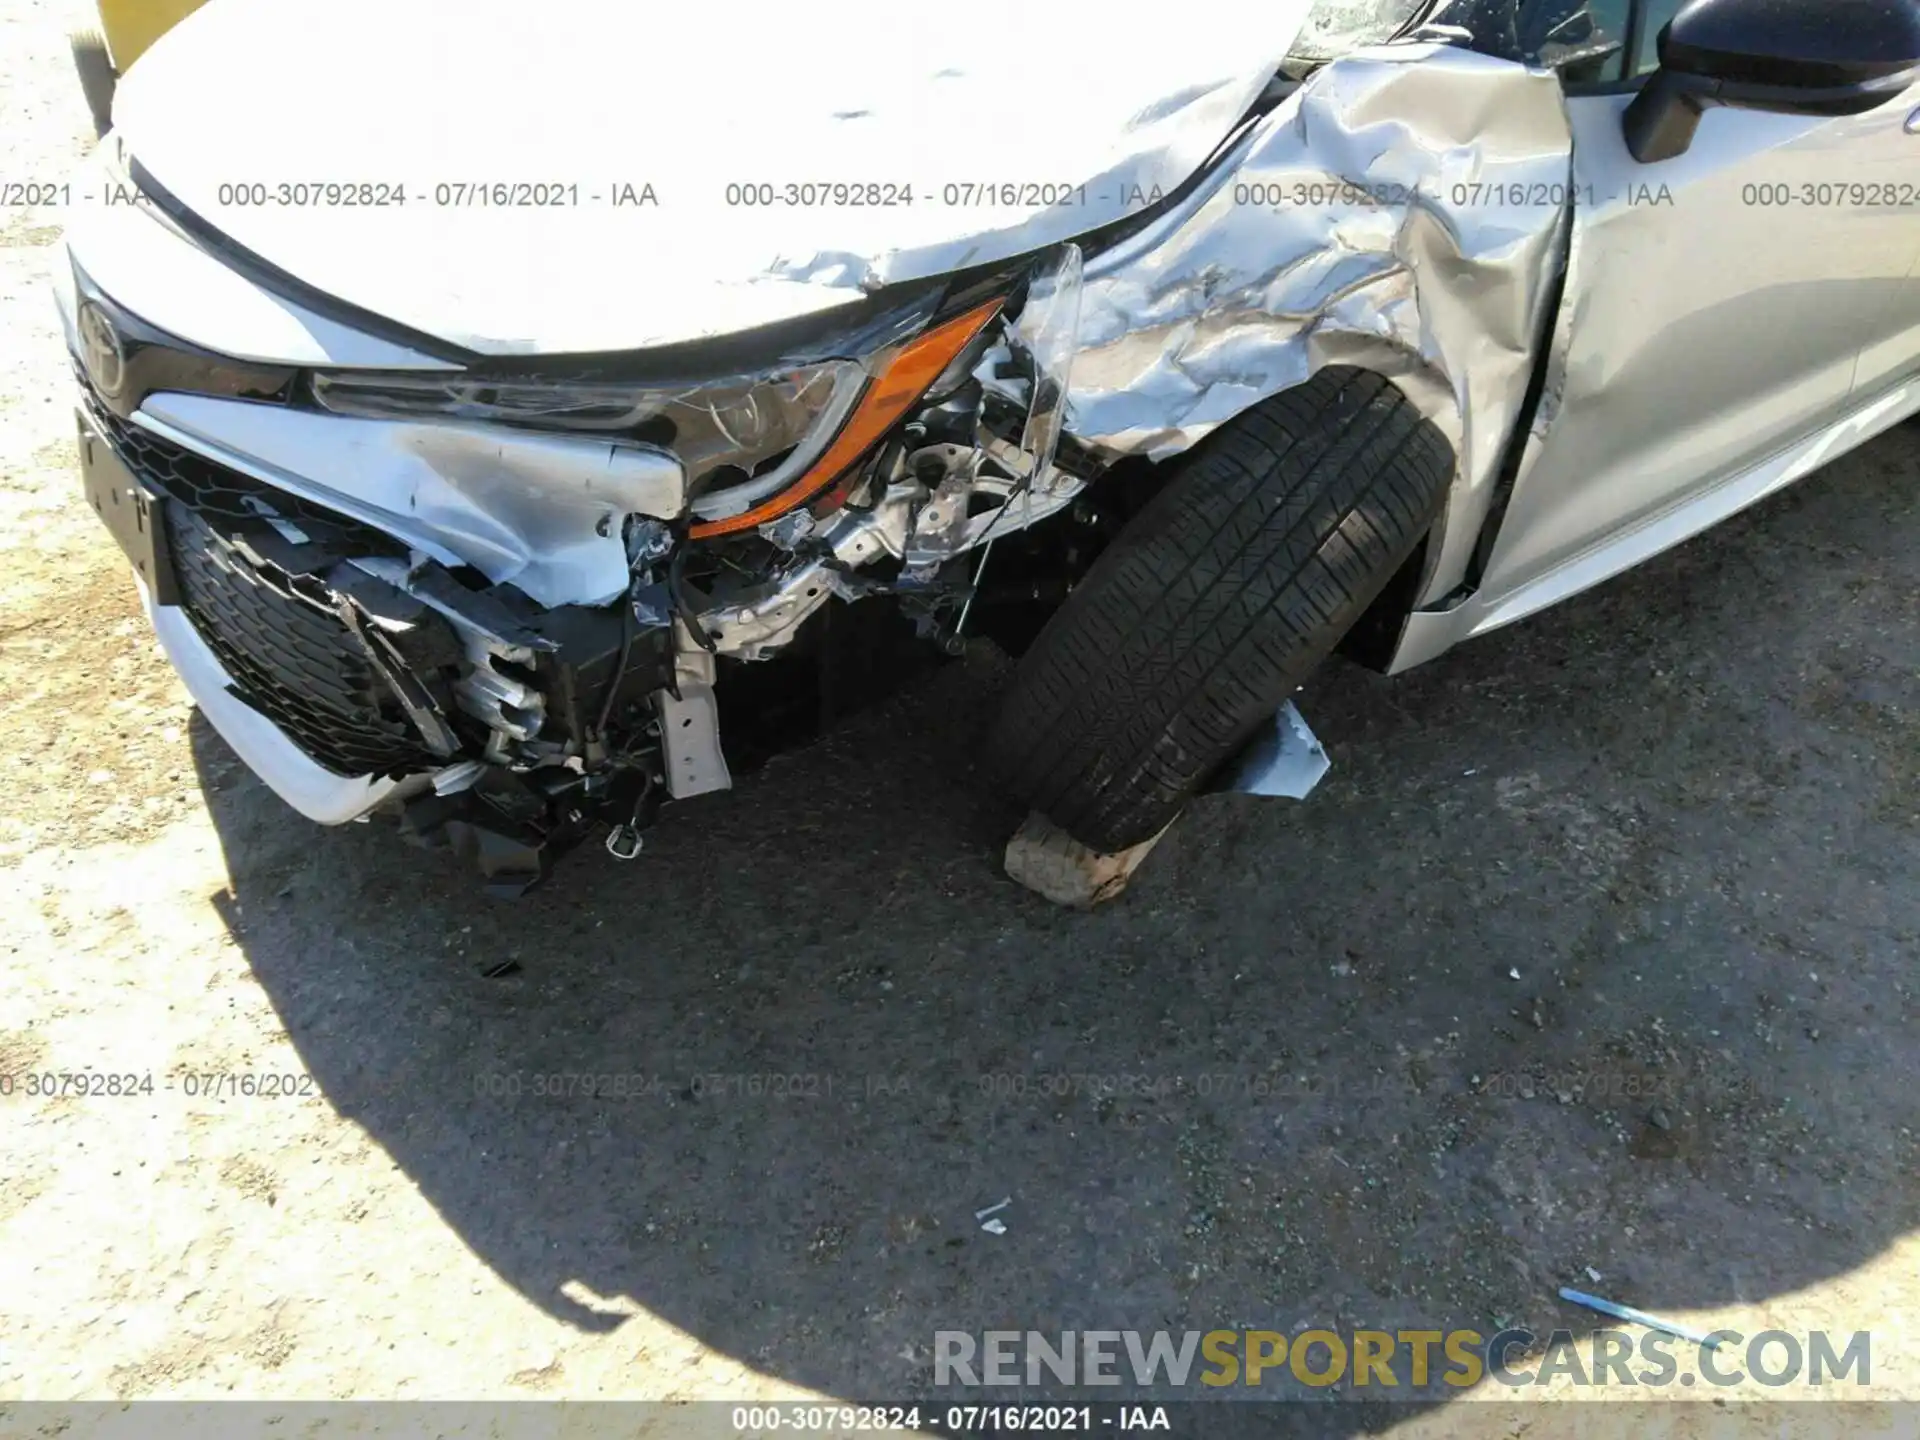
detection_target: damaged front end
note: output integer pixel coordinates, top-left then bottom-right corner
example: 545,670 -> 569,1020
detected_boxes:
63,230 -> 1094,893
64,6 -> 1581,892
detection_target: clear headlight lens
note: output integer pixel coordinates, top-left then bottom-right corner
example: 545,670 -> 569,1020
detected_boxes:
311,362 -> 866,518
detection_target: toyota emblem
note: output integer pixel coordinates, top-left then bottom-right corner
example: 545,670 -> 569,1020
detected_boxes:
77,300 -> 126,399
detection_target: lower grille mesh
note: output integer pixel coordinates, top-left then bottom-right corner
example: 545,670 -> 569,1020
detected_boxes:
165,503 -> 438,777
89,397 -> 437,778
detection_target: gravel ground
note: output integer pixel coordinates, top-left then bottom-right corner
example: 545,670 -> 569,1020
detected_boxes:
0,1 -> 1916,1433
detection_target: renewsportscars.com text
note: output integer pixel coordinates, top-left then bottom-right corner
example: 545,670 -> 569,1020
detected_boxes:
934,1327 -> 1871,1391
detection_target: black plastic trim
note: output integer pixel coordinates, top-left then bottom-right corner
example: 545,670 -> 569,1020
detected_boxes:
127,159 -> 480,365
71,259 -> 297,420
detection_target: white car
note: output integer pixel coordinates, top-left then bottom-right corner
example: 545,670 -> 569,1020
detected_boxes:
58,0 -> 1920,889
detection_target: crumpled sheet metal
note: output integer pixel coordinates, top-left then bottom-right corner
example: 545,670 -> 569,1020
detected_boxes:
135,393 -> 685,610
1058,45 -> 1574,603
114,0 -> 1318,355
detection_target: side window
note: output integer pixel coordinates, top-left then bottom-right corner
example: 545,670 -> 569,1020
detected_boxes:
1526,1 -> 1635,87
1634,0 -> 1686,75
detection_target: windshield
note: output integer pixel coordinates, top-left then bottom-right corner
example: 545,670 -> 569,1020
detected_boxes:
1288,0 -> 1430,62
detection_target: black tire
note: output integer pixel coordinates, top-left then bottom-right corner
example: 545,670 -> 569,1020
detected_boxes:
986,366 -> 1453,852
71,28 -> 116,138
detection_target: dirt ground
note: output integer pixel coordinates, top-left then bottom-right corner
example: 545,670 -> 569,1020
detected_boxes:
1,0 -> 1916,1434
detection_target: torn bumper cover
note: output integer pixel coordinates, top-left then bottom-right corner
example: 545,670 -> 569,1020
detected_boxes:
56,230 -> 1066,892
74,390 -> 689,893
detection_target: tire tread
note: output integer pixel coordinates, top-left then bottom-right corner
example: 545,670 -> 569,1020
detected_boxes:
986,367 -> 1453,851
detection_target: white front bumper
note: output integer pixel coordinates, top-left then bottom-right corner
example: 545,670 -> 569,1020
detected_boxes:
140,577 -> 431,825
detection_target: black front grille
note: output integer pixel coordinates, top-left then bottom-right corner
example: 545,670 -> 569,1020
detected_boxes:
88,399 -> 403,555
166,503 -> 439,777
87,393 -> 439,779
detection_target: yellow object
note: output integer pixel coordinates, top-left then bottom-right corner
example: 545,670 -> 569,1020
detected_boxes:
96,0 -> 209,71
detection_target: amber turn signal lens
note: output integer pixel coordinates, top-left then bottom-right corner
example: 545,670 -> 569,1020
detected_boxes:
687,299 -> 1002,539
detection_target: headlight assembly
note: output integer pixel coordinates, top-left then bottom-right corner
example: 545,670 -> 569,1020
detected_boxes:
686,299 -> 1003,539
312,297 -> 1004,536
311,361 -> 867,521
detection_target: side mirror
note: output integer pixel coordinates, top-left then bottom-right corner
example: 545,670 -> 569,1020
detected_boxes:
1624,0 -> 1920,163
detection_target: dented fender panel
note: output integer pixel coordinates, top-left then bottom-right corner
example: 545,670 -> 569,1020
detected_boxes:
1059,45 -> 1574,605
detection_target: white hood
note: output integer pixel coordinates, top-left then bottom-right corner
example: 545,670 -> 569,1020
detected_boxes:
112,0 -> 1312,355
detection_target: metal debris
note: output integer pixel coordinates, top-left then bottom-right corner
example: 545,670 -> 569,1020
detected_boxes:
980,1219 -> 1009,1236
1224,700 -> 1331,799
1557,1288 -> 1726,1350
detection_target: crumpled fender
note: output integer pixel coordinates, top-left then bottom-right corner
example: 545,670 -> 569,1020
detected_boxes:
1055,45 -> 1575,605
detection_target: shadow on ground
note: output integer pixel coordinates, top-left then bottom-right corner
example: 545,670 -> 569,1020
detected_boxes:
192,429 -> 1919,1420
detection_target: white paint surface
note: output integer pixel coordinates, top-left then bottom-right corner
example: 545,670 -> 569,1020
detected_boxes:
111,0 -> 1312,354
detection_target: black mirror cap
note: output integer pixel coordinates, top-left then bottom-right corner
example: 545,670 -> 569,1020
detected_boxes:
1623,71 -> 1708,164
1662,0 -> 1920,89
1628,0 -> 1920,163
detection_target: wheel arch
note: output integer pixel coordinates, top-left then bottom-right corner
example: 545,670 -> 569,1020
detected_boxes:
1046,43 -> 1576,663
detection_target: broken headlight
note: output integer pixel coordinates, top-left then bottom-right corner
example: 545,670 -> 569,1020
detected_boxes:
310,362 -> 866,520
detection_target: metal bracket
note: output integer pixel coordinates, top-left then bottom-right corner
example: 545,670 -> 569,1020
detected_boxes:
655,639 -> 732,799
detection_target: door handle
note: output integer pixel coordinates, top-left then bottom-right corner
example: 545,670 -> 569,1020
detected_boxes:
1907,106 -> 1920,134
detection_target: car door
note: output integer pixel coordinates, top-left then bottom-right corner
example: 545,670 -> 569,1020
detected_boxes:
1854,142 -> 1920,398
1469,0 -> 1920,624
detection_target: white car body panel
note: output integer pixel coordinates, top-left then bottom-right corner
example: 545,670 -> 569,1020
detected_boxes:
1456,86 -> 1920,637
137,394 -> 685,609
58,153 -> 461,370
112,0 -> 1315,355
142,578 -> 428,823
1392,369 -> 1920,670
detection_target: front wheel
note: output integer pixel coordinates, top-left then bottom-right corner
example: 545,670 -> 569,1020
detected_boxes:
985,367 -> 1455,853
